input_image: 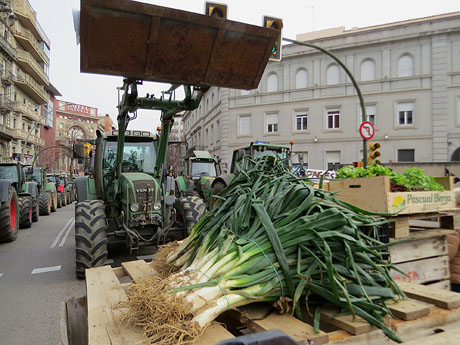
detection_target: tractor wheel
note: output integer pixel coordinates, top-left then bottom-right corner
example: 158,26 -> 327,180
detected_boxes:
67,191 -> 71,204
51,190 -> 58,212
62,192 -> 67,207
39,192 -> 51,216
57,193 -> 62,208
75,200 -> 108,279
209,181 -> 227,209
19,196 -> 32,229
0,187 -> 19,243
32,197 -> 39,222
179,196 -> 206,233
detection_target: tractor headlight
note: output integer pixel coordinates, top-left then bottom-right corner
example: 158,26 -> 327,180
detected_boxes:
130,203 -> 139,212
153,202 -> 161,211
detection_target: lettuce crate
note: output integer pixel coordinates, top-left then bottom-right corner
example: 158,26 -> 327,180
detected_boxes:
327,176 -> 455,215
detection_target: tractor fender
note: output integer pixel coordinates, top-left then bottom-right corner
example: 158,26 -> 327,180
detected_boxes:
75,176 -> 88,202
26,182 -> 39,198
0,179 -> 13,203
210,174 -> 233,189
175,176 -> 188,194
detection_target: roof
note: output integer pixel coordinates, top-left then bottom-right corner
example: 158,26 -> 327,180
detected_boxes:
296,11 -> 460,42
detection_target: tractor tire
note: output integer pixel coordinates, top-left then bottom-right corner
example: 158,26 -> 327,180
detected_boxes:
32,197 -> 39,222
67,191 -> 71,204
179,196 -> 206,233
51,190 -> 57,212
0,187 -> 19,243
19,196 -> 32,229
57,192 -> 62,208
39,192 -> 51,216
62,192 -> 67,207
209,181 -> 227,209
75,200 -> 108,279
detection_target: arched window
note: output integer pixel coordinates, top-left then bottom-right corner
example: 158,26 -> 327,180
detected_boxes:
267,73 -> 278,92
326,64 -> 340,85
360,59 -> 376,81
398,55 -> 414,77
295,69 -> 308,89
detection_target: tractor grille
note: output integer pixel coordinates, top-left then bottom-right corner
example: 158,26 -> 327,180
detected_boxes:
132,180 -> 159,211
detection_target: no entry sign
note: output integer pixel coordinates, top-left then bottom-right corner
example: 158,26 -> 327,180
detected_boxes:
359,121 -> 375,140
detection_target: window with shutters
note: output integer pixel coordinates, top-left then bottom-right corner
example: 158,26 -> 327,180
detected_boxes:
398,55 -> 414,77
327,64 -> 340,85
238,115 -> 251,137
360,59 -> 376,81
398,149 -> 415,162
295,69 -> 308,89
397,102 -> 414,126
295,111 -> 308,131
266,113 -> 279,133
327,109 -> 341,129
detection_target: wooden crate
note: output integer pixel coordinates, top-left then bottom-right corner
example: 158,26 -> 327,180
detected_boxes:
388,210 -> 460,239
327,176 -> 455,215
80,260 -> 460,345
389,229 -> 452,287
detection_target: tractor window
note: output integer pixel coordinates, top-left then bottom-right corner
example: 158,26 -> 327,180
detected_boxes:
0,165 -> 18,181
104,140 -> 157,174
191,161 -> 217,178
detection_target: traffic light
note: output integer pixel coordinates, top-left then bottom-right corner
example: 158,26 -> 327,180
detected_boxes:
84,143 -> 92,156
205,2 -> 227,18
263,16 -> 283,61
368,142 -> 381,165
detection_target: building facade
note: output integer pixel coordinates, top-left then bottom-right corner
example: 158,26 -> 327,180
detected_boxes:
183,13 -> 460,171
0,0 -> 49,163
55,100 -> 99,173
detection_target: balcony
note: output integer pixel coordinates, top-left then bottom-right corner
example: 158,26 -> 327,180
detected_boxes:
0,124 -> 14,139
17,49 -> 49,86
0,95 -> 13,112
0,30 -> 17,60
13,129 -> 26,141
13,25 -> 49,65
13,0 -> 50,48
28,134 -> 44,147
12,101 -> 41,123
14,71 -> 48,104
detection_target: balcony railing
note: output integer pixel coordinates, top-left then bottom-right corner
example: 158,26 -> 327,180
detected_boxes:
0,31 -> 17,60
17,49 -> 49,86
12,102 -> 42,122
0,124 -> 15,138
13,0 -> 50,47
0,95 -> 13,111
13,129 -> 27,141
14,71 -> 48,104
13,25 -> 49,64
28,134 -> 45,147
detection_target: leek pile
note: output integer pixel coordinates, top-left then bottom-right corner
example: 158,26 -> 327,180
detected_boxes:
120,156 -> 404,344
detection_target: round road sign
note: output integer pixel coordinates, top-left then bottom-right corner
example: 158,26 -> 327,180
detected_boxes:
359,121 -> 375,140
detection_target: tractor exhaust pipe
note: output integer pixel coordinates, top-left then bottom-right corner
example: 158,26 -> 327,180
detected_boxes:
94,130 -> 103,199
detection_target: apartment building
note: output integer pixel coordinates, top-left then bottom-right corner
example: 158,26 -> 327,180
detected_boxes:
183,12 -> 460,171
0,0 -> 49,163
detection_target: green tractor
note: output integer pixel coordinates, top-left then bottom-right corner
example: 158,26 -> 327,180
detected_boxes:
26,167 -> 56,215
72,0 -> 281,278
73,81 -> 207,278
47,174 -> 67,208
210,143 -> 290,207
0,162 -> 39,229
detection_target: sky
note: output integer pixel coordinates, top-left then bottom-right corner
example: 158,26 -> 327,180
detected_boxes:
28,0 -> 459,133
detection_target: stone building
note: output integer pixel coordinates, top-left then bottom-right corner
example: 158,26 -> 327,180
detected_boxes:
0,0 -> 49,163
55,100 -> 99,173
183,12 -> 460,171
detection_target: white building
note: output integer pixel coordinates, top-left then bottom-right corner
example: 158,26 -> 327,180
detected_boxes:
183,12 -> 460,171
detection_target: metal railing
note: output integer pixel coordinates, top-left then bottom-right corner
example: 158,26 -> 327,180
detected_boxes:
17,48 -> 49,84
14,71 -> 48,103
13,25 -> 49,64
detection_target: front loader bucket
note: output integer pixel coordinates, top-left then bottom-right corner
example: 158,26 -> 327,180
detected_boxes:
80,0 -> 280,90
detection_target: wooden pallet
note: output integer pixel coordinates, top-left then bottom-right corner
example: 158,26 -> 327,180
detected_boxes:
389,229 -> 453,288
388,209 -> 460,239
83,260 -> 460,345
